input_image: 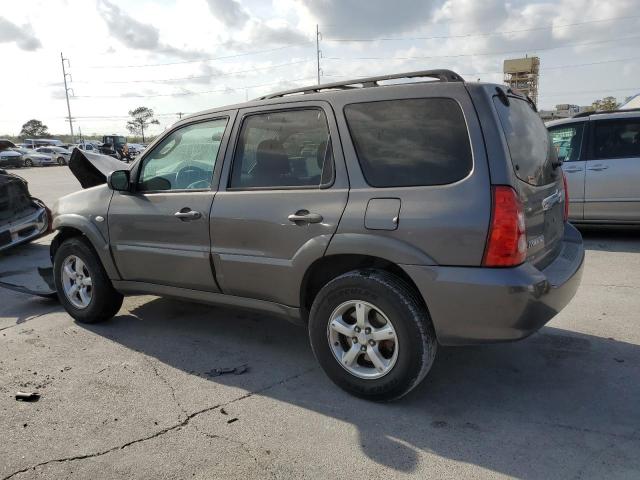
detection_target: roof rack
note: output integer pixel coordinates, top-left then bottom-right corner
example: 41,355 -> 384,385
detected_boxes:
257,69 -> 464,100
573,107 -> 640,118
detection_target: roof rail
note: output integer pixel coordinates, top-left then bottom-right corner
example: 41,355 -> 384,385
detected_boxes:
573,107 -> 640,118
257,69 -> 464,100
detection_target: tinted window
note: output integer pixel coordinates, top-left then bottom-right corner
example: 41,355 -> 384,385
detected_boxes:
593,118 -> 640,159
138,119 -> 227,191
344,98 -> 472,187
230,109 -> 333,188
549,123 -> 584,162
493,96 -> 558,186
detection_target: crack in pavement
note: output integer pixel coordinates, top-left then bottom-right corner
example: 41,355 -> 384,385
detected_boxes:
1,367 -> 317,480
145,357 -> 188,419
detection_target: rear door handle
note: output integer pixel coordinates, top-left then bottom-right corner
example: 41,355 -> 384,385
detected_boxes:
587,165 -> 609,171
288,210 -> 323,225
174,209 -> 202,221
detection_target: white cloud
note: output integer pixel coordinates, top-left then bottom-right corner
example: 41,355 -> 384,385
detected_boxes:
0,17 -> 41,51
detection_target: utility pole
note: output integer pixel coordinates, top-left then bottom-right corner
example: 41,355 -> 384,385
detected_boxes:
60,52 -> 74,143
177,112 -> 183,119
316,24 -> 321,85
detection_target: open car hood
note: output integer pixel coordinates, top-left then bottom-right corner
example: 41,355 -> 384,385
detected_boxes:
69,148 -> 132,189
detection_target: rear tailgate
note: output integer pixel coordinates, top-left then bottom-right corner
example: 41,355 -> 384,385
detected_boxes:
492,93 -> 565,269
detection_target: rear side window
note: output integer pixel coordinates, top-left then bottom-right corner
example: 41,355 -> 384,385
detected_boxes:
548,123 -> 585,162
344,98 -> 472,187
493,96 -> 558,186
230,109 -> 333,189
593,118 -> 640,159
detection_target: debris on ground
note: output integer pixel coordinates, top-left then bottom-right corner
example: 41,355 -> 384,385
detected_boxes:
15,391 -> 40,402
205,364 -> 248,378
227,418 -> 239,424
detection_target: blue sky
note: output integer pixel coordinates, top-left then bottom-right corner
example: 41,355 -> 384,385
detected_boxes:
1,0 -> 639,136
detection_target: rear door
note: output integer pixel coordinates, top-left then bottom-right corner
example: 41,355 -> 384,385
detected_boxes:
210,102 -> 348,307
584,117 -> 640,222
108,115 -> 233,292
549,122 -> 586,220
493,95 -> 565,268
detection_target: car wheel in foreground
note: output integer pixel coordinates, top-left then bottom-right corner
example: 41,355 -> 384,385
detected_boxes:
54,237 -> 123,323
309,269 -> 437,401
24,159 -> 33,167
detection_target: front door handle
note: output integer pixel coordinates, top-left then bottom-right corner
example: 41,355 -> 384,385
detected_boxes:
564,167 -> 583,173
587,165 -> 609,171
288,210 -> 323,225
174,208 -> 202,221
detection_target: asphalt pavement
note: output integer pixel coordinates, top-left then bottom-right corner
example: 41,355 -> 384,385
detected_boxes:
1,166 -> 639,479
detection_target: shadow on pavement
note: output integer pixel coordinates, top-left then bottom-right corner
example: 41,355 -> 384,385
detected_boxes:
577,224 -> 640,253
80,297 -> 640,477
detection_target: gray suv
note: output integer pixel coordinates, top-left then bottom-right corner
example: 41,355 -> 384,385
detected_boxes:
51,70 -> 584,400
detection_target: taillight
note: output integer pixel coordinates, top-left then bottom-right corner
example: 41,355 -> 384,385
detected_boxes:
562,172 -> 569,222
482,186 -> 526,267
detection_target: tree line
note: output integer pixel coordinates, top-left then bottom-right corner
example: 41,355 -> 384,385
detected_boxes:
8,106 -> 161,144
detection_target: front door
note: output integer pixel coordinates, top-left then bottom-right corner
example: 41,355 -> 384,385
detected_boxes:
210,103 -> 348,307
108,116 -> 233,292
584,117 -> 640,222
550,122 -> 586,221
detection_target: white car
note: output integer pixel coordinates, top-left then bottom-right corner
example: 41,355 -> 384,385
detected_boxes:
49,146 -> 72,165
22,147 -> 58,167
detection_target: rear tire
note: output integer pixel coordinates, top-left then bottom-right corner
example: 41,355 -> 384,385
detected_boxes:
57,157 -> 66,165
308,269 -> 437,401
54,237 -> 123,323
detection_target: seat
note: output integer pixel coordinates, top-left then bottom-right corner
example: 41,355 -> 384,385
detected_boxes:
249,139 -> 290,187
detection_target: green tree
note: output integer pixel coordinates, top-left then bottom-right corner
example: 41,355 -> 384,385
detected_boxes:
126,107 -> 160,143
20,119 -> 49,138
590,96 -> 618,112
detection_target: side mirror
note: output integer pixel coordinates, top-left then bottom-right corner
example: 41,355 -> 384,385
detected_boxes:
108,170 -> 131,191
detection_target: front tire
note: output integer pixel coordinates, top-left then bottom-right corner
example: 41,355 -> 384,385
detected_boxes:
24,159 -> 33,167
54,237 -> 123,323
57,156 -> 66,165
309,269 -> 437,401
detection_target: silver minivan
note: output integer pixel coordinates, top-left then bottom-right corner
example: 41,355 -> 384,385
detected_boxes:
548,110 -> 640,223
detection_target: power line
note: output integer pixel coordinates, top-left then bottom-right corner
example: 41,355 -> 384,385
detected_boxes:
83,43 -> 313,69
322,14 -> 640,42
323,35 -> 640,61
73,76 -> 317,99
542,86 -> 639,98
72,59 -> 311,85
322,56 -> 640,80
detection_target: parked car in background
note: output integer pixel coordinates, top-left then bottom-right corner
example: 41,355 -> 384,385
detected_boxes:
49,146 -> 72,165
126,143 -> 146,157
548,109 -> 640,223
0,150 -> 24,168
23,147 -> 57,167
51,70 -> 584,401
0,140 -> 24,168
75,142 -> 100,153
0,169 -> 50,252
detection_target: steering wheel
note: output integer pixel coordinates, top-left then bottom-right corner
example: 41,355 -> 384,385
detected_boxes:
175,165 -> 207,189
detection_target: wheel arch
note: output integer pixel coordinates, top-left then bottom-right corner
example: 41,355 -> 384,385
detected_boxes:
50,215 -> 120,280
300,254 -> 429,322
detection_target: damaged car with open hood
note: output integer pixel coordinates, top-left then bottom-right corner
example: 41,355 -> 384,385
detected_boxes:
0,169 -> 50,252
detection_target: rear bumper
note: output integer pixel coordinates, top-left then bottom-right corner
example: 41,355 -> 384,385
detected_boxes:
402,223 -> 584,346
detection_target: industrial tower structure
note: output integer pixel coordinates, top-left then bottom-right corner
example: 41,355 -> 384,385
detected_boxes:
503,56 -> 540,106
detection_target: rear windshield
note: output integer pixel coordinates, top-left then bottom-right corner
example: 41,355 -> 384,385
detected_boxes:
493,96 -> 558,186
344,98 -> 472,187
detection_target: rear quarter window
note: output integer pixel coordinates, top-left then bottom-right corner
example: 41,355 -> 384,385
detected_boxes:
493,96 -> 559,186
344,98 -> 472,187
